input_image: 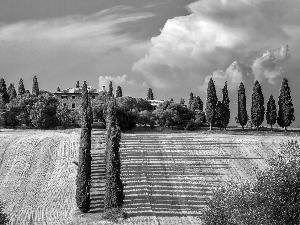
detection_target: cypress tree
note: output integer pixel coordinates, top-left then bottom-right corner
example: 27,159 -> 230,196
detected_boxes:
32,75 -> 39,96
147,88 -> 154,100
0,78 -> 9,104
188,92 -> 194,109
215,101 -> 224,130
179,98 -> 185,105
251,80 -> 265,131
237,82 -> 248,129
266,95 -> 277,131
76,81 -> 80,88
7,83 -> 17,101
277,78 -> 295,132
196,96 -> 203,111
205,78 -> 218,130
104,99 -> 124,210
75,81 -> 92,213
18,78 -> 25,96
222,82 -> 230,130
108,81 -> 113,97
116,86 -> 122,98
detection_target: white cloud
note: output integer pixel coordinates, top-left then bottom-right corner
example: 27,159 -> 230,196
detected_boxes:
98,74 -> 147,97
0,7 -> 154,53
132,0 -> 300,94
252,45 -> 290,84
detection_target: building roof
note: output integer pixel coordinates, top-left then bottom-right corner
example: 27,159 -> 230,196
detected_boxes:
55,86 -> 101,94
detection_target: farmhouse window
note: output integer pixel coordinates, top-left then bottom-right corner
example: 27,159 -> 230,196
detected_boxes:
72,103 -> 76,108
92,95 -> 95,99
61,96 -> 68,99
72,96 -> 75,99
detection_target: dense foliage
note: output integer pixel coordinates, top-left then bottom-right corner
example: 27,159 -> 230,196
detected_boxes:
7,83 -> 17,101
205,78 -> 218,130
266,95 -> 277,131
251,80 -> 265,130
76,81 -> 92,213
0,199 -> 8,224
237,82 -> 248,129
104,100 -> 124,210
277,78 -> 295,131
202,140 -> 300,225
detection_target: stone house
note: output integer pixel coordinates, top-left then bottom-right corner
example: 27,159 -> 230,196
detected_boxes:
54,84 -> 106,110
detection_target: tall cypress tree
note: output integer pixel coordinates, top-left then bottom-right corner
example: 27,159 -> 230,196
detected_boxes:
108,81 -> 113,97
76,81 -> 80,88
104,99 -> 124,210
222,82 -> 230,130
7,83 -> 17,101
147,88 -> 154,100
76,81 -> 92,213
188,92 -> 194,109
116,86 -> 122,98
277,78 -> 295,132
266,95 -> 277,131
179,98 -> 185,105
215,101 -> 224,130
251,80 -> 265,131
32,75 -> 39,96
206,78 -> 218,130
237,82 -> 248,129
0,78 -> 9,104
18,78 -> 25,96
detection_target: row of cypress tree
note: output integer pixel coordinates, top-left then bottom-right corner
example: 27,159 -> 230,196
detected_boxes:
206,79 -> 230,130
76,81 -> 124,215
237,78 -> 294,131
206,78 -> 294,131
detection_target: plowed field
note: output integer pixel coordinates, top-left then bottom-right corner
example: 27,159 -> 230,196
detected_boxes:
0,129 -> 297,225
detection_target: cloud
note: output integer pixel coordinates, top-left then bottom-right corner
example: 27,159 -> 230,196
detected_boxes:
98,74 -> 147,97
132,0 -> 300,96
0,6 -> 154,53
252,45 -> 290,84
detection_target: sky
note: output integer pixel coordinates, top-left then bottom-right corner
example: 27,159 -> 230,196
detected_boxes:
1,0 -> 300,127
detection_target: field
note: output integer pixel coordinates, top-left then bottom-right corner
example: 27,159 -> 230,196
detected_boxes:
0,129 -> 299,224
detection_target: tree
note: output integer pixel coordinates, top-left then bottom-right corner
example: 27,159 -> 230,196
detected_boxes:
7,83 -> 17,101
277,78 -> 295,131
191,96 -> 203,111
237,82 -> 248,129
251,80 -> 265,131
32,75 -> 39,96
104,99 -> 124,210
56,104 -> 72,127
116,86 -> 122,98
18,78 -> 25,96
214,101 -> 224,130
76,81 -> 80,88
206,78 -> 218,130
147,88 -> 154,100
266,95 -> 277,131
180,98 -> 185,105
0,78 -> 9,105
188,92 -> 194,109
108,81 -> 113,97
76,81 -> 92,213
57,87 -> 60,92
222,82 -> 230,130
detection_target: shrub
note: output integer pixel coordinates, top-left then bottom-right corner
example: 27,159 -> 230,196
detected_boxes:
202,140 -> 300,225
0,199 -> 9,224
185,120 -> 196,131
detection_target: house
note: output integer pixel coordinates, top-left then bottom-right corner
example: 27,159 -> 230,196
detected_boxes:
54,83 -> 106,109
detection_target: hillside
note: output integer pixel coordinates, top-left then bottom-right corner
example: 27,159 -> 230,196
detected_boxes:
0,129 -> 298,224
